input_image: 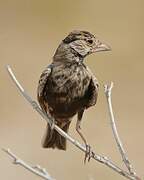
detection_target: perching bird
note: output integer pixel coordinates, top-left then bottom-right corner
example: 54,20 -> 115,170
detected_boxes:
37,30 -> 111,161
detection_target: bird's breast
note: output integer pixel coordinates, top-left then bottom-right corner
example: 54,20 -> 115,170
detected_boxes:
50,63 -> 91,99
44,63 -> 91,118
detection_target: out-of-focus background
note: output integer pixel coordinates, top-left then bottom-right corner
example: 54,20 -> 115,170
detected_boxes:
0,0 -> 144,179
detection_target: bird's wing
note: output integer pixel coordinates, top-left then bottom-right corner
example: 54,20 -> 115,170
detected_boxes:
37,65 -> 52,112
86,66 -> 99,88
86,66 -> 99,108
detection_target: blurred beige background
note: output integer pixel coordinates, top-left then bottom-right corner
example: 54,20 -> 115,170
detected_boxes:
0,0 -> 144,179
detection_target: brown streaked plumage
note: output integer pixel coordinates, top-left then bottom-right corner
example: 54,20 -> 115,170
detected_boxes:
37,30 -> 111,160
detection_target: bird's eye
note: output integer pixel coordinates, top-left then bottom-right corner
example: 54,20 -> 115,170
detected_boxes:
87,39 -> 93,44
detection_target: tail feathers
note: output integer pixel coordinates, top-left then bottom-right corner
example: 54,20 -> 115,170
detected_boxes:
42,121 -> 70,150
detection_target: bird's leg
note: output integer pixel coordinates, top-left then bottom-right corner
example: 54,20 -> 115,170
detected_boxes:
76,110 -> 93,163
50,117 -> 55,130
46,116 -> 55,142
76,119 -> 90,163
45,105 -> 55,138
45,104 -> 55,130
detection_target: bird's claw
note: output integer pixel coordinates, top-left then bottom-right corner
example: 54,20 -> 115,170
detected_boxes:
84,144 -> 94,163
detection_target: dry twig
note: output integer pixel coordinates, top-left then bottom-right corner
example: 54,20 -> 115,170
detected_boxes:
2,148 -> 54,180
104,83 -> 135,175
5,65 -> 141,180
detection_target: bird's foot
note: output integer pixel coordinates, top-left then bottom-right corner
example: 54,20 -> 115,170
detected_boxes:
84,144 -> 94,163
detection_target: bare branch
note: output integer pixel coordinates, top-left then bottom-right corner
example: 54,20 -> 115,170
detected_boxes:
6,65 -> 141,180
104,82 -> 136,175
2,148 -> 55,180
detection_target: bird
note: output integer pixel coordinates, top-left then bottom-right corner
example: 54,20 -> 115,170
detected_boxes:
37,30 -> 111,162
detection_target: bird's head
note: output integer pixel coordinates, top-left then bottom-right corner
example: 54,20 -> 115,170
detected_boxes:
53,30 -> 111,62
63,30 -> 111,57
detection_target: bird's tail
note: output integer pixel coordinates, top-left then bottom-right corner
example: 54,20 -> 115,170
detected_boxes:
42,121 -> 70,150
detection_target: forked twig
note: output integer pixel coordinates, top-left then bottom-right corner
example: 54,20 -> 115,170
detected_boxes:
2,148 -> 54,180
5,65 -> 141,180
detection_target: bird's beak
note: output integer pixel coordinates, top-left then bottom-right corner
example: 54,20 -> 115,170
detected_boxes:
93,42 -> 111,53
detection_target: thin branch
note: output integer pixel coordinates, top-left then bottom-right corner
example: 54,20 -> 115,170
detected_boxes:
6,65 -> 141,180
104,83 -> 136,175
2,148 -> 54,180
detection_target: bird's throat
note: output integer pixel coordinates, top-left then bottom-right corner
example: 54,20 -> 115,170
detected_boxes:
53,44 -> 84,63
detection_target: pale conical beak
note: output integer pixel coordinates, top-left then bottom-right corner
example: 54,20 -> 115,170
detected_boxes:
93,42 -> 111,52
